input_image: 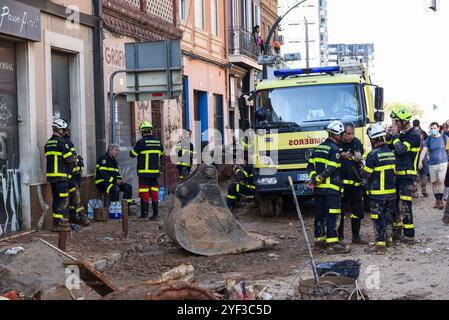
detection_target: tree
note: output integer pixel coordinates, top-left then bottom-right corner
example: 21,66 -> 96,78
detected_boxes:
384,102 -> 424,120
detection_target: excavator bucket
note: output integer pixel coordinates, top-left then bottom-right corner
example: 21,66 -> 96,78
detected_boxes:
163,164 -> 277,256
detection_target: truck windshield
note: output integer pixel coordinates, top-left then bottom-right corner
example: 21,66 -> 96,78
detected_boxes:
256,83 -> 364,130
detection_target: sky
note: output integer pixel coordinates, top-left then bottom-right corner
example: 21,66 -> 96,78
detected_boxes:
326,0 -> 449,123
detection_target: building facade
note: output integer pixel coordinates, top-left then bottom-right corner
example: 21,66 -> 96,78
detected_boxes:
178,0 -> 229,151
278,0 -> 328,68
328,43 -> 375,71
0,0 -> 99,233
102,0 -> 183,193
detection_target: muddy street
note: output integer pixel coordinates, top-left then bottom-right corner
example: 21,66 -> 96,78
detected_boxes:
2,191 -> 448,300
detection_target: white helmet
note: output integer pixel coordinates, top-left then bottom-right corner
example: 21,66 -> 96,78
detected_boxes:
367,123 -> 386,139
52,118 -> 68,130
326,120 -> 345,135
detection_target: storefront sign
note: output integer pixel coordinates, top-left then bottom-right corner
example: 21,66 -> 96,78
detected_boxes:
0,0 -> 41,41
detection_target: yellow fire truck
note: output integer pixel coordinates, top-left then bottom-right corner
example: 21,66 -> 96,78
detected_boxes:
244,63 -> 385,216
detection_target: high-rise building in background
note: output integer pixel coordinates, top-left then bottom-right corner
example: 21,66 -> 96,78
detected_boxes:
278,0 -> 329,68
328,43 -> 375,71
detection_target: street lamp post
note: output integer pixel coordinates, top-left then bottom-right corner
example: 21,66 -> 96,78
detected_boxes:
262,0 -> 308,79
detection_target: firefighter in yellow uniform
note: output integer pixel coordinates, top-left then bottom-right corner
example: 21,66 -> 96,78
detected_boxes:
386,108 -> 421,243
44,119 -> 77,232
307,120 -> 351,254
64,129 -> 89,226
360,123 -> 397,253
130,121 -> 164,220
176,129 -> 195,180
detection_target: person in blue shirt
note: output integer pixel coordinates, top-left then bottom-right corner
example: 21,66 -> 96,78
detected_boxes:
418,122 -> 449,210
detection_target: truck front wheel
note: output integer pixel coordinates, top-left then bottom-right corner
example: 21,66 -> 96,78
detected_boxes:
259,198 -> 281,216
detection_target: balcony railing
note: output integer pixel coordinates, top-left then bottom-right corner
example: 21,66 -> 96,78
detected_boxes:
118,0 -> 174,24
228,27 -> 261,60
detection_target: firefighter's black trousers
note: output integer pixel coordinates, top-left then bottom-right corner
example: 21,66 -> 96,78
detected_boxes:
314,194 -> 341,244
68,175 -> 84,216
369,199 -> 396,245
96,181 -> 133,202
226,182 -> 255,209
395,179 -> 415,238
338,187 -> 364,240
177,165 -> 191,180
51,180 -> 69,222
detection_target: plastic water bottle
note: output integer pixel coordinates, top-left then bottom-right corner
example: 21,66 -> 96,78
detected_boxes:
109,202 -> 116,219
87,205 -> 94,220
159,186 -> 166,203
117,201 -> 122,219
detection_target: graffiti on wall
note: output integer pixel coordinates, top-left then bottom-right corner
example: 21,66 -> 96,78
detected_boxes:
0,168 -> 21,236
0,93 -> 21,236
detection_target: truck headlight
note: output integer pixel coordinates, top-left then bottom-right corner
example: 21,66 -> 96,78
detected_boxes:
259,155 -> 274,165
257,178 -> 278,185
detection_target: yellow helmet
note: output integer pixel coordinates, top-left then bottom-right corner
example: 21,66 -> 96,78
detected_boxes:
139,121 -> 153,133
390,107 -> 412,121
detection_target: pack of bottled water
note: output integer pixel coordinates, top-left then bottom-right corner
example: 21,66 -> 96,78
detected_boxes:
87,199 -> 103,220
108,201 -> 122,219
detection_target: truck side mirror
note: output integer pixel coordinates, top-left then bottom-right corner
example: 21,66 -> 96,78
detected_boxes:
374,110 -> 384,122
375,87 -> 384,110
255,108 -> 267,122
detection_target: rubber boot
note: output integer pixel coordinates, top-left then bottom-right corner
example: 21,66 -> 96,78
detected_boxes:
337,213 -> 345,241
149,201 -> 159,220
69,210 -> 81,224
139,202 -> 149,219
351,219 -> 367,244
78,212 -> 90,226
326,242 -> 351,255
51,218 -> 60,232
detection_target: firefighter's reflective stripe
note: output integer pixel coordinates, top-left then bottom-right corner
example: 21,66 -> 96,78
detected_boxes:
326,237 -> 339,243
315,237 -> 326,242
106,184 -> 114,193
309,158 -> 341,168
309,171 -> 317,179
109,177 -> 114,183
139,150 -> 162,174
46,151 -> 70,178
139,188 -> 150,193
316,176 -> 341,192
404,224 -> 414,229
370,189 -> 396,195
371,214 -> 379,219
151,187 -> 159,192
396,170 -> 417,175
329,208 -> 341,214
97,166 -> 119,172
236,184 -> 240,193
363,166 -> 374,174
375,242 -> 386,246
227,195 -> 237,199
131,149 -> 138,157
177,162 -> 191,167
343,179 -> 361,186
393,222 -> 403,227
350,214 -> 358,219
95,179 -> 105,184
59,193 -> 69,198
242,184 -> 256,190
138,169 -> 160,174
68,187 -> 77,193
76,207 -> 84,213
53,213 -> 64,219
400,195 -> 412,201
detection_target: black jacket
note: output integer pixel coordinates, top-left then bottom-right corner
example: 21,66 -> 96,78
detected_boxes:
130,135 -> 164,178
361,144 -> 396,200
94,153 -> 122,186
44,135 -> 75,182
307,138 -> 342,195
339,137 -> 364,188
387,127 -> 421,180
